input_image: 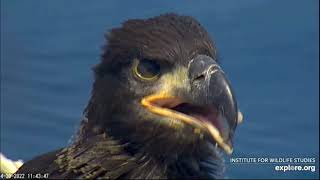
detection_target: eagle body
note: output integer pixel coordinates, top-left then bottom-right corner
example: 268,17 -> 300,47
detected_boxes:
17,13 -> 240,179
18,134 -> 224,179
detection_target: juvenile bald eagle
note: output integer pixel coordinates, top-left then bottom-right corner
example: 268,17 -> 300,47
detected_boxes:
17,14 -> 241,179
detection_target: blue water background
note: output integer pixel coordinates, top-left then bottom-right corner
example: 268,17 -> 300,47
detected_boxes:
1,0 -> 319,179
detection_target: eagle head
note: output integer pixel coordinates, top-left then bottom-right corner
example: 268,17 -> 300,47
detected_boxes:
74,13 -> 241,178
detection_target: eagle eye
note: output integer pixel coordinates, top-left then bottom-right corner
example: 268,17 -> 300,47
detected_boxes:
133,58 -> 160,81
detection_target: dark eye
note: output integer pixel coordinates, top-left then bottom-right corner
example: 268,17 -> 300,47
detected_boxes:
133,58 -> 160,81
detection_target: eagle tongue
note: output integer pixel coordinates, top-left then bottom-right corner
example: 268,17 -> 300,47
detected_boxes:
191,109 -> 232,150
190,108 -> 223,133
170,103 -> 224,133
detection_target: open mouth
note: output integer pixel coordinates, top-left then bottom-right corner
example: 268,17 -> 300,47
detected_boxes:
141,94 -> 233,154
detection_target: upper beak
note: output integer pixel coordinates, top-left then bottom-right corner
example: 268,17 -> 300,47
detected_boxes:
141,55 -> 240,154
188,55 -> 239,150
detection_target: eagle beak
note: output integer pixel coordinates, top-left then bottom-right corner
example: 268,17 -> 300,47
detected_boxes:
141,55 -> 240,154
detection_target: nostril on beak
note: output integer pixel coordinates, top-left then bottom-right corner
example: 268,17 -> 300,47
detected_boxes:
193,74 -> 206,83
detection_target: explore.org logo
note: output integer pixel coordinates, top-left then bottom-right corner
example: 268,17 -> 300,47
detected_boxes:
229,157 -> 317,173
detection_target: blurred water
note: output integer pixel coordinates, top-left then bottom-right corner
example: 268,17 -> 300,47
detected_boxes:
1,0 -> 319,179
